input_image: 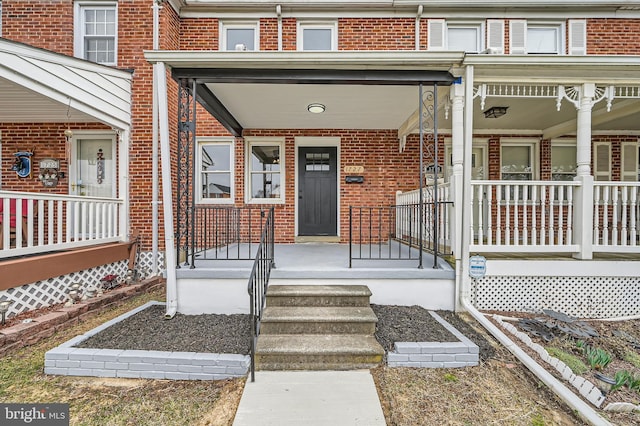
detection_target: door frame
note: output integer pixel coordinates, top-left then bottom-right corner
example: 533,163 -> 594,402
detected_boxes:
69,130 -> 118,198
294,136 -> 341,237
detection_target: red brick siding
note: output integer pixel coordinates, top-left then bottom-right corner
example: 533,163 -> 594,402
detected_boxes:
0,123 -> 108,194
239,129 -> 437,242
587,19 -> 640,54
339,18 -> 415,50
2,1 -> 74,54
180,18 -> 218,50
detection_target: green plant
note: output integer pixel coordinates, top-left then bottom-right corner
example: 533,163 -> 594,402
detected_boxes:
623,350 -> 640,369
625,372 -> 640,392
575,340 -> 587,353
585,347 -> 612,371
530,413 -> 546,426
546,347 -> 589,375
443,372 -> 458,383
610,371 -> 629,393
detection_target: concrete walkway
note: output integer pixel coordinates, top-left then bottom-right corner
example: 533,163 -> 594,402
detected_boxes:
232,370 -> 386,426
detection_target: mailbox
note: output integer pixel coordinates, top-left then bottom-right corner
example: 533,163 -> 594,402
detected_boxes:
345,176 -> 364,184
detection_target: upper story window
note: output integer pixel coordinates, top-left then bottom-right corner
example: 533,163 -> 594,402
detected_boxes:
510,20 -> 564,55
297,21 -> 337,51
220,21 -> 259,51
246,138 -> 285,203
428,20 -> 484,53
75,2 -> 118,65
197,138 -> 234,203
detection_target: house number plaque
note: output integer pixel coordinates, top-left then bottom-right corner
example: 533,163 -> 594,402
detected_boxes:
344,166 -> 364,173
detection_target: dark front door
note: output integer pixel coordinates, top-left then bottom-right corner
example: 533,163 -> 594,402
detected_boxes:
298,147 -> 338,236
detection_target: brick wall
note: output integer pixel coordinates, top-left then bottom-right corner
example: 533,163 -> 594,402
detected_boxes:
339,18 -> 415,50
587,19 -> 640,54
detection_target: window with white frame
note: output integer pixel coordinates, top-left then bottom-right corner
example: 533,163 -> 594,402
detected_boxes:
428,20 -> 483,52
220,21 -> 259,51
551,142 -> 577,181
75,3 -> 118,65
510,20 -> 564,55
447,23 -> 483,53
246,139 -> 284,203
297,21 -> 337,51
501,141 -> 538,181
621,141 -> 640,182
593,142 -> 611,181
198,139 -> 234,203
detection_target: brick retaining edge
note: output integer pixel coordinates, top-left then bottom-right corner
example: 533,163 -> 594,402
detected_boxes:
387,311 -> 480,368
44,300 -> 250,381
0,276 -> 164,358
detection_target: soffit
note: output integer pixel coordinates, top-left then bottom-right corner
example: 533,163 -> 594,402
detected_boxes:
0,39 -> 132,130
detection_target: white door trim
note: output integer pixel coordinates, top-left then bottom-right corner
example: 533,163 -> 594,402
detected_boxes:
69,130 -> 117,198
294,136 -> 341,237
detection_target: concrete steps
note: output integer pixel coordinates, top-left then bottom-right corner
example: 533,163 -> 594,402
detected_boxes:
255,285 -> 384,370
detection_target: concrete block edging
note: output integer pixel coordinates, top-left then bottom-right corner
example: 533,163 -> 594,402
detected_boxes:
387,311 -> 480,368
45,301 -> 249,381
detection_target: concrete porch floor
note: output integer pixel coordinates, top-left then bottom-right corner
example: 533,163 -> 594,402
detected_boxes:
176,242 -> 454,280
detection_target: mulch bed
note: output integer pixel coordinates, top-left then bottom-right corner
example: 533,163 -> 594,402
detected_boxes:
74,303 -> 496,362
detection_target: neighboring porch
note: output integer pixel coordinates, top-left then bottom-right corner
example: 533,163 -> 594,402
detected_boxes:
0,39 -> 134,317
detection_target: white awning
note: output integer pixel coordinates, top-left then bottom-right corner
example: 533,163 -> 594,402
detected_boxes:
0,38 -> 132,131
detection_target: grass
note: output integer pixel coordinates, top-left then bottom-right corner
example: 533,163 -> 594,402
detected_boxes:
545,347 -> 589,375
623,350 -> 640,369
0,286 -> 245,426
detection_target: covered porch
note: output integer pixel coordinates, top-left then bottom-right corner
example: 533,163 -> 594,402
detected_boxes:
0,39 -> 133,300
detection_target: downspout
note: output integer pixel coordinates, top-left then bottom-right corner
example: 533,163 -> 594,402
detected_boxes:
277,5 -> 282,51
156,61 -> 178,319
151,0 -> 161,276
414,5 -> 423,51
458,66 -> 611,426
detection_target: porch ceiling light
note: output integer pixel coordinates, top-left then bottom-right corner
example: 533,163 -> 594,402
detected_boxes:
307,103 -> 325,114
483,106 -> 508,119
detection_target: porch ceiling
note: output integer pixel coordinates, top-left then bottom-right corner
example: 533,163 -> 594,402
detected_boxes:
0,38 -> 132,130
150,51 -> 640,138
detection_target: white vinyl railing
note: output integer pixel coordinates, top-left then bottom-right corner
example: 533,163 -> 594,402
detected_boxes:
593,182 -> 640,250
470,181 -> 580,252
0,190 -> 123,258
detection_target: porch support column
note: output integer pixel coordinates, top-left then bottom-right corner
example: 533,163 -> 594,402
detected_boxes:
118,127 -> 130,241
458,66 -> 475,312
573,83 -> 595,260
449,80 -> 464,260
576,83 -> 594,177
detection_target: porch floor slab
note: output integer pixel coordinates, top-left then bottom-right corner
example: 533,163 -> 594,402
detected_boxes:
178,243 -> 454,280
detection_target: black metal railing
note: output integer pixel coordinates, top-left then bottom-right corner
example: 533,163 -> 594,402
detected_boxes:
349,202 -> 452,268
247,207 -> 275,382
185,206 -> 270,267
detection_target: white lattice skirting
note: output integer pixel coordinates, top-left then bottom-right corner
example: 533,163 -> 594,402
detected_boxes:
473,276 -> 640,319
0,251 -> 165,319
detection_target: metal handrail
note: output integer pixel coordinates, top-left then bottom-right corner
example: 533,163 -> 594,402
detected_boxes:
247,207 -> 275,382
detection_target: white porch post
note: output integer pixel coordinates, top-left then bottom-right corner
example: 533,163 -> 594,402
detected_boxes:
118,128 -> 130,241
573,83 -> 595,260
458,66 -> 474,312
450,81 -> 464,260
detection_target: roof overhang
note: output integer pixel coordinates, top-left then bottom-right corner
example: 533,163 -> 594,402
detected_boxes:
0,38 -> 132,130
146,50 -> 640,139
145,51 -> 459,135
